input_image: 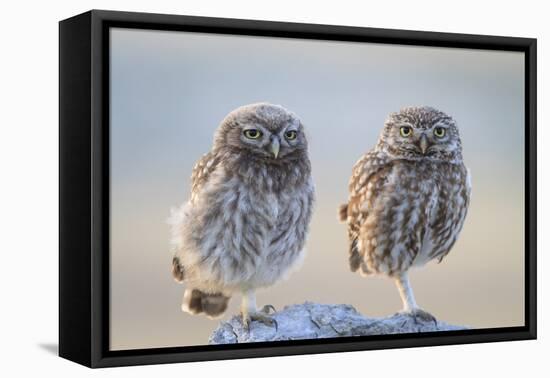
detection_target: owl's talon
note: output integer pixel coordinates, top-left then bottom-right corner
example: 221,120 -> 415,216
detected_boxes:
260,304 -> 276,314
241,312 -> 278,331
405,308 -> 437,327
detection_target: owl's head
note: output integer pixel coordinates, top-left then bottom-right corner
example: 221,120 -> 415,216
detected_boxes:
214,103 -> 308,162
378,106 -> 463,162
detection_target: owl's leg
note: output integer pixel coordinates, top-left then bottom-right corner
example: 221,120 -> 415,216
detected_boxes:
240,289 -> 277,330
395,272 -> 437,325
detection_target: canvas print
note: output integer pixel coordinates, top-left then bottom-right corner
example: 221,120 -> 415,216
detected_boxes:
109,28 -> 525,350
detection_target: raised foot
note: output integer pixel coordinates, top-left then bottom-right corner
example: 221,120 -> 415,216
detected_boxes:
400,308 -> 438,326
242,305 -> 278,331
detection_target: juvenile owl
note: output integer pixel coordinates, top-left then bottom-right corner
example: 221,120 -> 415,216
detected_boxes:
170,103 -> 314,328
339,106 -> 471,321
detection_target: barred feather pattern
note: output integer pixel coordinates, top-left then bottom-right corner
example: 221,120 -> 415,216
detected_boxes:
341,106 -> 471,278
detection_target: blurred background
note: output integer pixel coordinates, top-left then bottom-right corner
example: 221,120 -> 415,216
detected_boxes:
110,28 -> 525,350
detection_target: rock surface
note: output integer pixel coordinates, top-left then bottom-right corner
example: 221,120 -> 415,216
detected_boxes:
209,302 -> 467,344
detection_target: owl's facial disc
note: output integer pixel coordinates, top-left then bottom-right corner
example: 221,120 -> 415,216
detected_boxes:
414,131 -> 444,155
392,122 -> 455,158
235,121 -> 305,161
236,124 -> 284,160
381,107 -> 461,162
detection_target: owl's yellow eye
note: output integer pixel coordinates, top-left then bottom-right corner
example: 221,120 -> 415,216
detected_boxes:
434,127 -> 446,138
400,126 -> 412,137
285,130 -> 297,140
244,129 -> 262,139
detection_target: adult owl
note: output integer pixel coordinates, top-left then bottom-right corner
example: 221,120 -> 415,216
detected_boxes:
170,103 -> 314,328
339,106 -> 471,321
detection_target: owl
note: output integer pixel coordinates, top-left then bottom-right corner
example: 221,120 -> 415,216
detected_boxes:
339,106 -> 471,322
170,103 -> 314,328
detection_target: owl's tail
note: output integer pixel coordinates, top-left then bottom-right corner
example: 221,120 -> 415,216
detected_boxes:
338,203 -> 349,222
181,289 -> 230,319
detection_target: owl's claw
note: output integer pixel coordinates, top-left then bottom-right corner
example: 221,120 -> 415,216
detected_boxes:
260,304 -> 276,314
404,308 -> 438,327
242,311 -> 278,332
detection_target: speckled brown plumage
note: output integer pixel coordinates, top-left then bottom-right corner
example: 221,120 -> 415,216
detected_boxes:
339,106 -> 471,320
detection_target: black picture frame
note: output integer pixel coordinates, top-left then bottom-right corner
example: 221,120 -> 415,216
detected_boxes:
59,9 -> 537,368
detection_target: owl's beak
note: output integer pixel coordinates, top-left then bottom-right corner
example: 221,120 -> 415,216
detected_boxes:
419,134 -> 429,154
270,137 -> 280,159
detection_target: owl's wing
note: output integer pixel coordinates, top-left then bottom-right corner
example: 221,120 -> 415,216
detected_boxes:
340,151 -> 391,272
435,166 -> 472,263
171,151 -> 222,283
190,151 -> 222,202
